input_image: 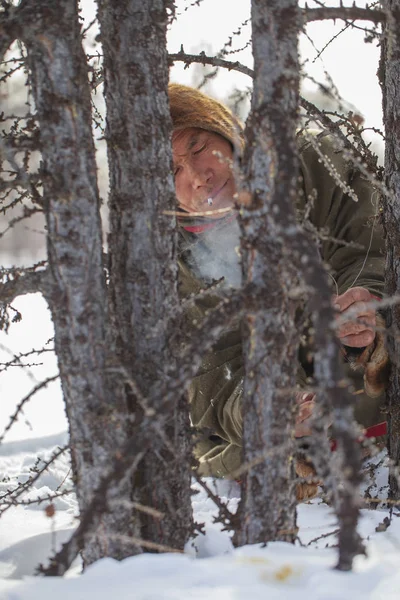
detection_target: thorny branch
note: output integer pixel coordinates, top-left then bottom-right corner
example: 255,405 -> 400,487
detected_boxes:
38,451 -> 145,576
299,97 -> 380,174
0,266 -> 49,305
168,49 -> 253,78
1,488 -> 73,509
37,288 -> 245,575
192,471 -> 235,531
169,51 -> 382,179
0,205 -> 43,241
0,374 -> 59,445
303,6 -> 385,25
0,344 -> 54,374
0,445 -> 68,515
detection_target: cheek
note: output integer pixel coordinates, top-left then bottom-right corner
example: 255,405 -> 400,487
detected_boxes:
212,155 -> 231,178
174,176 -> 190,207
174,184 -> 185,207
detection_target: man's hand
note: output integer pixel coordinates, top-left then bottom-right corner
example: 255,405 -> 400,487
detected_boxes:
294,392 -> 319,501
295,392 -> 315,438
333,286 -> 376,348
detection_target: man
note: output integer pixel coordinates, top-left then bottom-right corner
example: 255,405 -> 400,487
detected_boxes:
169,83 -> 389,490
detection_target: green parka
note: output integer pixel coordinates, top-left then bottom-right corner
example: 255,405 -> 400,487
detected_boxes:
177,133 -> 385,478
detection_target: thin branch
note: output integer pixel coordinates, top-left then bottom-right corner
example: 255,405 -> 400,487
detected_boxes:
0,375 -> 59,445
168,49 -> 254,78
38,290 -> 246,575
192,471 -> 235,530
0,345 -> 54,374
0,267 -> 49,303
38,451 -> 145,576
168,51 -> 380,177
1,488 -> 73,508
109,534 -> 183,554
303,6 -> 385,25
0,206 -> 43,241
307,528 -> 340,546
0,444 -> 68,515
299,98 -> 379,174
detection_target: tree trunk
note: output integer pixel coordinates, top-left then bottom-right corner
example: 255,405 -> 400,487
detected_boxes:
23,0 -> 137,564
236,1 -> 364,569
380,0 -> 400,502
235,0 -> 301,545
97,0 -> 193,553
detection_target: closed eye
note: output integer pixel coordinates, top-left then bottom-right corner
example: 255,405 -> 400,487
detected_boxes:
193,143 -> 206,155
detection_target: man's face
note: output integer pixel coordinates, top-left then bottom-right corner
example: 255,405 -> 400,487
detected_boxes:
172,127 -> 236,218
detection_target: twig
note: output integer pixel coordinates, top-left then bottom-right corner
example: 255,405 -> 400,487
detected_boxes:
0,267 -> 49,304
0,345 -> 54,374
109,534 -> 182,554
307,528 -> 340,546
303,6 -> 385,25
192,471 -> 235,530
168,50 -> 253,78
0,375 -> 59,444
168,50 -> 380,177
0,445 -> 68,515
0,488 -> 73,509
38,451 -> 145,576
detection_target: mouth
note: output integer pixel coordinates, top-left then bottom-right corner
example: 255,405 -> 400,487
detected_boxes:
204,180 -> 228,205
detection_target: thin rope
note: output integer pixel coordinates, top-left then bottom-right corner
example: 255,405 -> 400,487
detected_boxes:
348,202 -> 378,290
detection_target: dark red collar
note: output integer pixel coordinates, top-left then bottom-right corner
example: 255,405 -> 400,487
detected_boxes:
330,421 -> 387,451
180,213 -> 237,234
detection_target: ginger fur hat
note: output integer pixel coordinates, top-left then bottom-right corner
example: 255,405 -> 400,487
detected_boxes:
168,83 -> 245,154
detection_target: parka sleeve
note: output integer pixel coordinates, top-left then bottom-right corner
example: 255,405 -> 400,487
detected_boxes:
298,134 -> 385,297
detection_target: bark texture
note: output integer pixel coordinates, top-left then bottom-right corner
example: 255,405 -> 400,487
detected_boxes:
235,0 -> 301,545
97,0 -> 193,553
380,0 -> 400,502
23,0 -> 137,564
236,0 -> 364,569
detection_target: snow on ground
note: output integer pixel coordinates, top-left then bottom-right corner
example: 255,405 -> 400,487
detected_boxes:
1,434 -> 400,600
1,294 -> 400,599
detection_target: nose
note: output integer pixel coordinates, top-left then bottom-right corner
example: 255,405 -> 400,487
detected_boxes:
187,160 -> 213,190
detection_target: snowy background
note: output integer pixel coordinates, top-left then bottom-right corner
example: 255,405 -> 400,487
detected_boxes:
1,433 -> 400,599
0,0 -> 396,598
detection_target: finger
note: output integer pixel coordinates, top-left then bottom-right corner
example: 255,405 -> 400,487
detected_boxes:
295,392 -> 315,405
297,400 -> 315,424
295,400 -> 315,437
295,419 -> 313,438
340,330 -> 376,348
338,301 -> 375,321
337,316 -> 375,339
333,287 -> 373,313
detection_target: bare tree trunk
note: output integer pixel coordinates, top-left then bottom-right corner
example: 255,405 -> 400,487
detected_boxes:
23,0 -> 138,564
235,1 -> 364,569
235,0 -> 301,545
97,0 -> 193,552
300,258 -> 364,571
380,0 -> 400,502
